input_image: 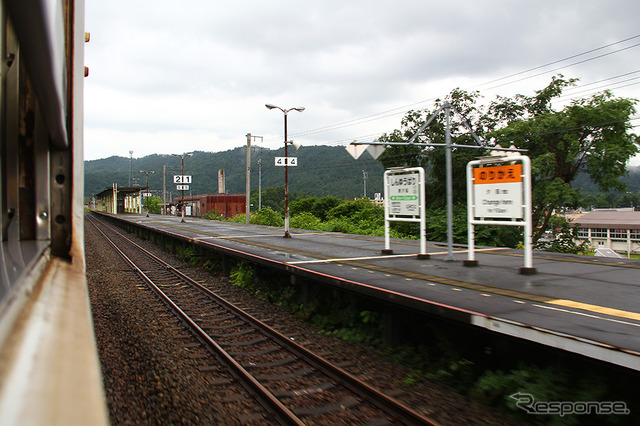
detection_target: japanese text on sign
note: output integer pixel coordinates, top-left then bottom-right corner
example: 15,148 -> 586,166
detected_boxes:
473,164 -> 523,218
387,171 -> 420,216
473,164 -> 522,184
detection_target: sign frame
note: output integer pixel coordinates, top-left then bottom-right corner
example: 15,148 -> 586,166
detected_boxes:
466,155 -> 535,274
383,167 -> 427,257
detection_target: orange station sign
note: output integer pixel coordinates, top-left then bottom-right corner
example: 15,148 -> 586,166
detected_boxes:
472,163 -> 523,219
473,164 -> 522,184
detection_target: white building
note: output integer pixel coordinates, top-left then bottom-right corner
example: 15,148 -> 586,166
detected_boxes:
572,209 -> 640,256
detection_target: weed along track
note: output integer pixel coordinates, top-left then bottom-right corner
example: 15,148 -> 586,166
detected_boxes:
87,214 -> 437,425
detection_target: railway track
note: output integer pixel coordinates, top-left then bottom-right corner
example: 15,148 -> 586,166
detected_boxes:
87,214 -> 438,425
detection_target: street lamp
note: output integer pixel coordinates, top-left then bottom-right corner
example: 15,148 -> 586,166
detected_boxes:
172,153 -> 193,222
265,103 -> 305,238
140,170 -> 155,216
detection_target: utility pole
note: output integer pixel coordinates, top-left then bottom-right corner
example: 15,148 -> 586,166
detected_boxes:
172,153 -> 192,222
246,133 -> 251,224
162,165 -> 166,215
245,134 -> 263,224
362,170 -> 368,198
258,159 -> 262,210
129,150 -> 133,186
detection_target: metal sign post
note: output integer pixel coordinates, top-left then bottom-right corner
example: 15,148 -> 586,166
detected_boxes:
383,167 -> 428,258
466,155 -> 536,274
348,102 -> 527,262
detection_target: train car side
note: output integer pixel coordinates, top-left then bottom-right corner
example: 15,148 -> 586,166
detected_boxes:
0,1 -> 108,424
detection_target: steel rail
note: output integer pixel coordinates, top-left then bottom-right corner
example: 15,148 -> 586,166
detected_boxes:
88,216 -> 303,425
88,214 -> 438,425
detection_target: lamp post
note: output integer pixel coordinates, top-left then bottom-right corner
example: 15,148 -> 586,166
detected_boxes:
139,170 -> 155,216
265,103 -> 305,238
172,153 -> 192,222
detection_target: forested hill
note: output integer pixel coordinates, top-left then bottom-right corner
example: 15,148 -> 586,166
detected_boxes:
84,145 -> 640,202
84,145 -> 385,200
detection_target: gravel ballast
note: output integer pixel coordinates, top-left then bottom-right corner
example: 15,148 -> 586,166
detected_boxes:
85,217 -> 523,425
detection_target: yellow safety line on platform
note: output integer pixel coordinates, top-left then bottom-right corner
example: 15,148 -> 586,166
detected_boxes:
288,253 -> 418,264
535,304 -> 640,328
548,299 -> 640,322
195,233 -> 286,239
287,247 -> 509,265
148,220 -> 640,323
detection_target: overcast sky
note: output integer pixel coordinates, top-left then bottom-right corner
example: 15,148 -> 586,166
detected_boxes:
84,0 -> 640,164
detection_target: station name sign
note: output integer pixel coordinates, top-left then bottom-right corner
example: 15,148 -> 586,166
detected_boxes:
387,172 -> 420,216
473,164 -> 523,219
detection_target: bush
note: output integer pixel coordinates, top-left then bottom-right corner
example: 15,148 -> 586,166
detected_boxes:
290,212 -> 323,230
290,196 -> 344,221
202,210 -> 223,220
227,213 -> 247,223
251,207 -> 284,227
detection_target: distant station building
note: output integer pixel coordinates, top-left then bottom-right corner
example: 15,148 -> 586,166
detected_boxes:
94,184 -> 144,214
173,193 -> 246,218
571,208 -> 640,256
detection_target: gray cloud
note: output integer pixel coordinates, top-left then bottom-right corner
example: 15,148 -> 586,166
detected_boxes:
84,0 -> 640,160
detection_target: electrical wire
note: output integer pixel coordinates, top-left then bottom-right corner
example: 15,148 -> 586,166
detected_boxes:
264,35 -> 640,147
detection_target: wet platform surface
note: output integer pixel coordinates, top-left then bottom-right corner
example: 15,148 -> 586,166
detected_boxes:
102,212 -> 640,371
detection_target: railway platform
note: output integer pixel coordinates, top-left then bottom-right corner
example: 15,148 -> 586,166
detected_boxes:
97,212 -> 640,371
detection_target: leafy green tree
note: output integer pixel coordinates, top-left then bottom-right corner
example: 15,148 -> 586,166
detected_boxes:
258,186 -> 284,213
377,89 -> 490,207
143,195 -> 162,214
614,192 -> 640,208
578,194 -> 599,209
290,195 -> 344,221
376,77 -> 639,242
595,193 -> 614,208
488,75 -> 639,240
534,215 -> 591,254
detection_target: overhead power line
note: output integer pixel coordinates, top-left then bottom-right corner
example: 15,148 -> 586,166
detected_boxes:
265,35 -> 640,147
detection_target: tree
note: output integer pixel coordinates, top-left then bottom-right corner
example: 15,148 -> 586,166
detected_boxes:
376,77 -> 639,243
488,75 -> 639,240
143,195 -> 162,214
290,195 -> 344,221
377,89 -> 490,207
